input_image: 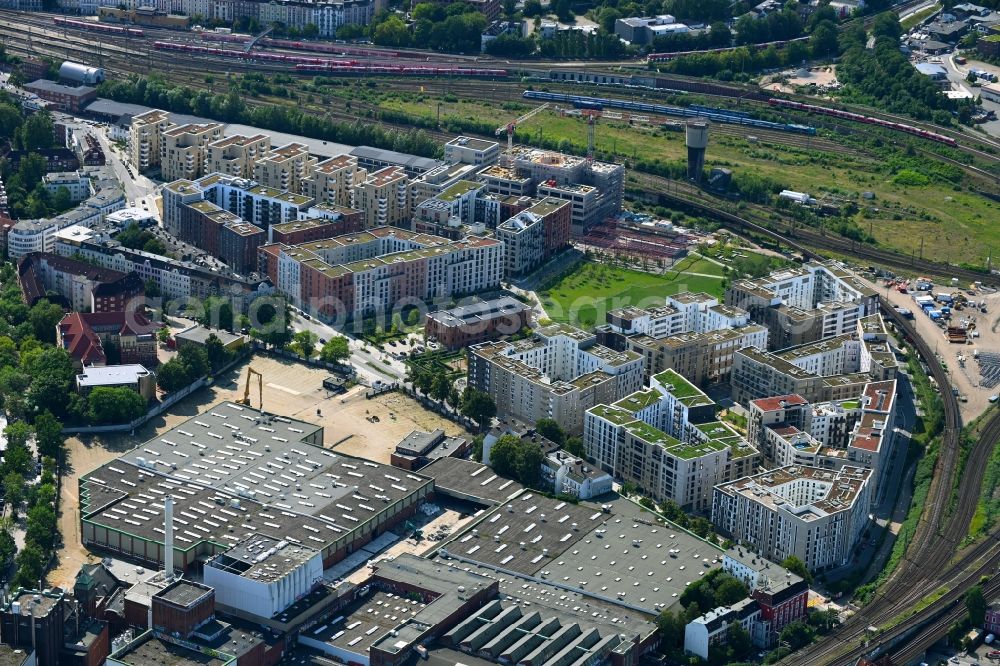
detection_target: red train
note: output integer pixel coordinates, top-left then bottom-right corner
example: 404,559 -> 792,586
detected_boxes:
199,32 -> 404,58
54,16 -> 144,38
767,98 -> 959,147
295,63 -> 508,77
648,37 -> 808,62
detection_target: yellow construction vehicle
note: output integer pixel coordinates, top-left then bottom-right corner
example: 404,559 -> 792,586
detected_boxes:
239,366 -> 263,411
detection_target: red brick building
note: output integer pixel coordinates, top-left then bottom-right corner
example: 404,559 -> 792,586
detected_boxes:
57,311 -> 159,368
425,296 -> 530,350
24,80 -> 97,112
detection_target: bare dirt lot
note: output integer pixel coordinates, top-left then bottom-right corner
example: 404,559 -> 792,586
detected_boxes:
50,355 -> 471,588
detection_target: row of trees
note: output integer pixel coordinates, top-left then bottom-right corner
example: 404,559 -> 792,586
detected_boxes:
97,76 -> 442,159
373,4 -> 488,52
0,415 -> 65,587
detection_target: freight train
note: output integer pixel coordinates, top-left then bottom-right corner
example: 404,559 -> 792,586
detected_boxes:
295,63 -> 508,77
523,91 -> 816,134
767,98 -> 959,146
54,16 -> 144,37
647,37 -> 809,62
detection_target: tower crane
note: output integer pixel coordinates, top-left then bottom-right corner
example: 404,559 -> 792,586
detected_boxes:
496,103 -> 549,165
238,366 -> 264,412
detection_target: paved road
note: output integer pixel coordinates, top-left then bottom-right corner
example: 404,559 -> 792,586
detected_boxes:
288,312 -> 409,386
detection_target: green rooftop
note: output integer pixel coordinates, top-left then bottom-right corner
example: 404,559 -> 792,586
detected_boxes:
588,404 -> 636,426
624,420 -> 679,448
695,421 -> 755,458
438,180 -> 480,202
613,389 -> 662,413
652,369 -> 713,407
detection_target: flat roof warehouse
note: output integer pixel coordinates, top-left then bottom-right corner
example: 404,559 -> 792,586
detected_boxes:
79,401 -> 433,571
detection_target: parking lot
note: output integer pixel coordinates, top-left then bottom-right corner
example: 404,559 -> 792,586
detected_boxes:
877,280 -> 1000,421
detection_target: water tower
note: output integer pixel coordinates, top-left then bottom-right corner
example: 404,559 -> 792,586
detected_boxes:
686,121 -> 709,182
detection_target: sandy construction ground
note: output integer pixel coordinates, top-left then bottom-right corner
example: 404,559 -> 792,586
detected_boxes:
49,355 -> 471,588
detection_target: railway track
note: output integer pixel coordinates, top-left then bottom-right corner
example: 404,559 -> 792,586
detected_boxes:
628,172 -> 1000,285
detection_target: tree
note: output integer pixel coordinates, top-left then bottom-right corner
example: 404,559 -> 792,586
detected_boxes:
157,327 -> 170,344
0,529 -> 15,565
12,543 -> 45,589
320,336 -> 350,364
726,621 -> 753,661
204,333 -> 229,371
157,358 -> 190,393
33,411 -> 63,461
4,420 -> 32,451
373,15 -> 410,47
554,0 -> 573,21
967,584 -> 987,627
51,186 -> 72,212
17,112 -> 53,151
461,388 -> 496,431
25,503 -> 56,551
3,471 -> 23,514
809,20 -> 839,58
430,372 -> 452,403
564,436 -> 584,457
87,386 -> 147,425
656,609 -> 685,650
177,344 -> 209,378
27,299 -> 63,345
293,330 -> 319,358
515,441 -> 544,487
535,418 -> 565,445
781,555 -> 813,583
778,621 -> 815,650
488,434 -> 520,476
146,278 -> 162,298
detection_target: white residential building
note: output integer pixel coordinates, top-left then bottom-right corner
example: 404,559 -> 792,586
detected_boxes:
468,323 -> 643,435
711,465 -> 873,571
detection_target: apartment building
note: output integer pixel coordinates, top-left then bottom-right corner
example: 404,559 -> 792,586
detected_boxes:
599,292 -> 769,384
177,199 -> 266,273
725,262 -> 878,350
307,155 -> 366,208
584,369 -> 759,511
128,109 -> 170,171
52,225 -> 272,312
478,165 -> 533,197
495,198 -> 572,278
409,161 -> 483,207
731,315 -> 897,405
268,213 -> 363,245
443,136 -> 501,166
162,173 -> 314,237
253,142 -> 318,194
160,123 -> 225,182
352,166 -> 411,229
508,147 -> 625,233
712,466 -> 873,572
259,226 -> 503,322
468,323 -> 643,435
205,133 -> 271,179
18,252 -> 144,313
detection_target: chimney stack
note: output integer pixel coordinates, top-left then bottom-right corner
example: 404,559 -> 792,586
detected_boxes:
164,495 -> 174,581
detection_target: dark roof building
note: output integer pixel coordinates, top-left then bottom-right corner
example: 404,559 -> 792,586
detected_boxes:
18,252 -> 144,312
391,429 -> 471,470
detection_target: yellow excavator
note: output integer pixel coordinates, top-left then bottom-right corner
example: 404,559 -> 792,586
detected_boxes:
238,366 -> 263,412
